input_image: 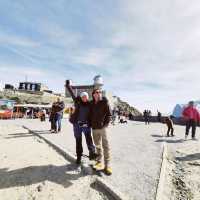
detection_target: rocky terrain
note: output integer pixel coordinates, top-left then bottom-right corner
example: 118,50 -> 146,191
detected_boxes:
0,123 -> 113,200
116,96 -> 141,116
0,90 -> 72,105
0,89 -> 141,116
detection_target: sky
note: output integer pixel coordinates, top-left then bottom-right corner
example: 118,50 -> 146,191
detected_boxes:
0,0 -> 199,114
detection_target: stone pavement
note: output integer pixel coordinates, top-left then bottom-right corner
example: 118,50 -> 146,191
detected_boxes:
1,119 -> 193,200
0,123 -> 112,200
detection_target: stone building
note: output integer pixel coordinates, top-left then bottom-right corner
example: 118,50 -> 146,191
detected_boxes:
65,84 -> 95,99
18,82 -> 48,92
65,75 -> 104,100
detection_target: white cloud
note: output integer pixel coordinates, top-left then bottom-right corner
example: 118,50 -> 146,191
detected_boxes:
38,21 -> 82,48
0,31 -> 40,47
0,64 -> 66,93
1,0 -> 200,114
72,48 -> 113,66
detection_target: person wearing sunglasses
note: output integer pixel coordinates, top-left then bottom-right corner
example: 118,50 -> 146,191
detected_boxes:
90,89 -> 112,175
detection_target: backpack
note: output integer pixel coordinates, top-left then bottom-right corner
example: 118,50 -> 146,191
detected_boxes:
68,105 -> 78,124
69,112 -> 76,124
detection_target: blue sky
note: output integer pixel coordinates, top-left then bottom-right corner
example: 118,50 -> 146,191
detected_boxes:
0,0 -> 200,114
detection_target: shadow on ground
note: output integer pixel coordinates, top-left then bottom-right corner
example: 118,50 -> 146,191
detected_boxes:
155,139 -> 184,143
151,134 -> 163,138
176,153 -> 200,161
0,164 -> 85,189
90,182 -> 116,200
5,130 -> 52,139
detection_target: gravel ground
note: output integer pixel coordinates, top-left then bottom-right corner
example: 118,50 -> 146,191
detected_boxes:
164,128 -> 200,200
1,119 -> 200,200
0,119 -> 165,200
0,123 -> 112,200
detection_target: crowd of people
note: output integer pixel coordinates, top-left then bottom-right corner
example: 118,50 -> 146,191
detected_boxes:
163,101 -> 200,139
12,107 -> 50,119
143,110 -> 151,125
111,109 -> 129,125
45,89 -> 200,176
143,101 -> 200,140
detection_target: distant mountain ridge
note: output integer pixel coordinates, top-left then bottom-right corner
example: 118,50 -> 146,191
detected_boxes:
114,96 -> 142,116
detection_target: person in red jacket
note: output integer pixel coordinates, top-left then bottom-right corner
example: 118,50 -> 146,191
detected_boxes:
182,101 -> 200,140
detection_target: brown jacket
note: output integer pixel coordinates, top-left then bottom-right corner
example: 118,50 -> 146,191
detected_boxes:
90,97 -> 112,129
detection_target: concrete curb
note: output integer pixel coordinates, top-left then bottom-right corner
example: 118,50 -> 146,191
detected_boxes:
22,126 -> 127,200
95,178 -> 129,200
155,142 -> 168,200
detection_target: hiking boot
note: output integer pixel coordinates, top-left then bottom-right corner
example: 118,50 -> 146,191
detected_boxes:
104,167 -> 112,176
76,157 -> 81,165
93,162 -> 104,171
51,130 -> 56,133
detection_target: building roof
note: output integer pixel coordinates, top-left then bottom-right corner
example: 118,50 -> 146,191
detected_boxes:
71,85 -> 94,89
19,82 -> 42,84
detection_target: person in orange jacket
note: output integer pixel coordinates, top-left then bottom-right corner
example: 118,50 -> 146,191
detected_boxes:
182,101 -> 200,140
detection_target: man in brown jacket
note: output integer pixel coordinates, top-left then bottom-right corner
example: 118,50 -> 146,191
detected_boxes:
90,89 -> 112,175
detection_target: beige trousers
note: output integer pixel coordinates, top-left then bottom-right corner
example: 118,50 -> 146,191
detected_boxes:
92,128 -> 111,167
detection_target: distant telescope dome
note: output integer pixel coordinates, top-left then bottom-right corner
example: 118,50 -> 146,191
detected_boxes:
94,75 -> 103,85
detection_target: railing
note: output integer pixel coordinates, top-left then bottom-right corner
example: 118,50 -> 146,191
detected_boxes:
131,116 -> 187,126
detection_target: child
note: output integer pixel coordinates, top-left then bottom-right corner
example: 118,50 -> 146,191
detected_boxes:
165,117 -> 174,137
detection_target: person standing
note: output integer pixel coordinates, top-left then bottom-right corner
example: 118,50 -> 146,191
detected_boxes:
54,98 -> 65,133
182,101 -> 200,140
143,110 -> 148,125
90,89 -> 112,175
143,110 -> 149,125
66,81 -> 96,164
164,117 -> 174,137
157,111 -> 162,122
39,109 -> 46,122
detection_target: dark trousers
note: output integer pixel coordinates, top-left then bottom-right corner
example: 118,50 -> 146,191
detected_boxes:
50,115 -> 56,130
73,123 -> 95,158
144,117 -> 150,125
167,126 -> 174,136
185,119 -> 196,138
51,120 -> 55,130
